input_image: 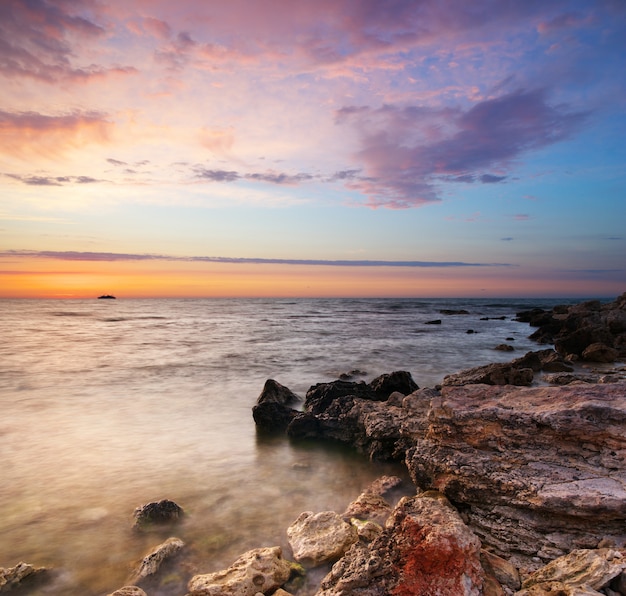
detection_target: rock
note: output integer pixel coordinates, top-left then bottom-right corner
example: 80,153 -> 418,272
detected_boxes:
495,344 -> 515,351
442,361 -> 534,386
425,319 -> 442,325
0,562 -> 48,593
187,546 -> 294,596
582,343 -> 619,363
256,379 -> 302,406
252,379 -> 301,433
107,587 -> 148,596
304,380 -> 377,415
440,309 -> 470,315
406,382 -> 626,565
519,293 -> 626,360
342,475 -> 403,525
287,511 -> 358,567
520,548 -> 626,591
481,550 -> 521,591
133,499 -> 184,529
128,536 -> 184,584
369,371 -> 418,399
316,492 -> 485,596
514,582 -> 605,595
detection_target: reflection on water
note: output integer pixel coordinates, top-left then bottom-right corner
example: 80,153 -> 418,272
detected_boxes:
0,297 -> 567,595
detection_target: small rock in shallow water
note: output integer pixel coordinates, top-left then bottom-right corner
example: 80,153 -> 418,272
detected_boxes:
133,499 -> 184,529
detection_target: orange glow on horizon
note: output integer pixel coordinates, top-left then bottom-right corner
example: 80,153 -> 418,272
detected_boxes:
0,256 -> 622,299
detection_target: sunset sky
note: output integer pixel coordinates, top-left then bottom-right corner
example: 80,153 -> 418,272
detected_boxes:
1,0 -> 625,298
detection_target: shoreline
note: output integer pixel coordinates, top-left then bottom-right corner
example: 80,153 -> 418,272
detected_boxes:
3,294 -> 625,595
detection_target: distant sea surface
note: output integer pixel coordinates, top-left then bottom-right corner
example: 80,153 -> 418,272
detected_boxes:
0,297 -> 579,595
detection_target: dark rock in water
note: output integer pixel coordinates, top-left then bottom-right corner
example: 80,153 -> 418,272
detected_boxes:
253,379 -> 301,433
369,371 -> 418,399
495,344 -> 515,351
440,309 -> 470,315
256,378 -> 302,406
133,500 -> 184,529
424,319 -> 442,325
466,329 -> 476,334
304,380 -> 377,415
520,292 -> 626,360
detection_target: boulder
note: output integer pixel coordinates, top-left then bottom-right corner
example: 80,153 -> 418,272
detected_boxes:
316,492 -> 485,596
287,511 -> 358,567
253,379 -> 301,433
369,371 -> 418,399
442,362 -> 534,386
519,293 -> 626,360
0,562 -> 48,593
406,382 -> 626,565
128,536 -> 184,584
187,546 -> 294,596
582,343 -> 619,363
133,499 -> 184,529
518,548 -> 626,594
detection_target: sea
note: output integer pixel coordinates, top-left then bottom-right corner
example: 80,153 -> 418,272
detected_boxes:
0,297 -> 581,595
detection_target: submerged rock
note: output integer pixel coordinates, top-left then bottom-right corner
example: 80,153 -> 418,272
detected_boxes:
133,499 -> 184,529
127,536 -> 184,584
187,546 -> 295,596
0,562 -> 48,593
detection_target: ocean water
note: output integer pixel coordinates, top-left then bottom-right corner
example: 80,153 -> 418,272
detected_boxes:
0,297 -> 572,595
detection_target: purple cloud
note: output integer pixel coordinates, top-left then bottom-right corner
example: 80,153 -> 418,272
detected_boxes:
1,250 -> 514,268
337,88 -> 588,208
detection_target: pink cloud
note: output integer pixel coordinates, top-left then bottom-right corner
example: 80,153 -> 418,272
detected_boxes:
336,89 -> 587,208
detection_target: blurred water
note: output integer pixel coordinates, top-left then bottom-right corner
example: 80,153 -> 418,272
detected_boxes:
0,297 -> 569,595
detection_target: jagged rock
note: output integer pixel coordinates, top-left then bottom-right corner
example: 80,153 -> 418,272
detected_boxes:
369,371 -> 418,398
304,380 -> 377,415
107,587 -> 148,596
481,550 -> 521,591
133,499 -> 184,529
406,382 -> 626,565
515,583 -> 605,595
128,536 -> 184,584
0,562 -> 47,593
316,492 -> 485,596
519,293 -> 626,360
495,344 -> 515,351
342,475 -> 402,525
442,361 -> 534,386
582,343 -> 619,363
518,548 -> 626,594
252,379 -> 301,433
187,546 -> 294,596
287,511 -> 358,567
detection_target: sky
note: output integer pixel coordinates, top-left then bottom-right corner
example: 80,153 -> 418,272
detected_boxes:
1,0 -> 625,299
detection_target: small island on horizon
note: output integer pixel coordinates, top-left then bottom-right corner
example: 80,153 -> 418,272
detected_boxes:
97,294 -> 116,300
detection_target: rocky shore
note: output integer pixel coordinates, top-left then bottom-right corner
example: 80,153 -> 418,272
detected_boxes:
3,294 -> 626,595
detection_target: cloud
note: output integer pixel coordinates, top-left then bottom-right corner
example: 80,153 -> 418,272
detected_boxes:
1,250 -> 514,268
5,173 -> 102,186
336,88 -> 588,208
0,109 -> 113,158
0,0 -> 136,82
